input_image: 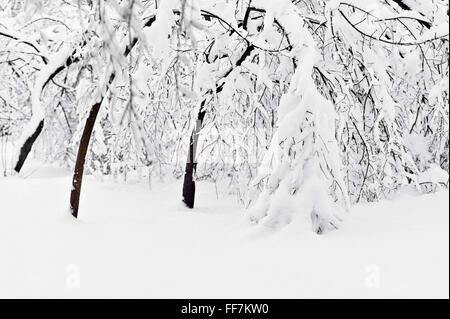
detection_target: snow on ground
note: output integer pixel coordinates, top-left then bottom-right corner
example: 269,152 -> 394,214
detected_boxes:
0,160 -> 448,299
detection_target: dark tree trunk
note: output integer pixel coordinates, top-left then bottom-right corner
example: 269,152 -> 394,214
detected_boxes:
182,162 -> 196,208
70,100 -> 102,218
1,29 -> 47,177
69,71 -> 116,218
182,44 -> 255,208
13,50 -> 81,173
14,120 -> 44,173
68,15 -> 158,218
68,44 -> 134,219
182,107 -> 206,208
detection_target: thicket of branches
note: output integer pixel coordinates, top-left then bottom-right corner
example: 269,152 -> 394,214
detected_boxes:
0,0 -> 448,232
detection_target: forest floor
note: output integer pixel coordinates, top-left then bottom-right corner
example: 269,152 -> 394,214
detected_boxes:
0,160 -> 448,298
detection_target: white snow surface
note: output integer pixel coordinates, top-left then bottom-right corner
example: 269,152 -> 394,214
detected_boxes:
0,160 -> 448,299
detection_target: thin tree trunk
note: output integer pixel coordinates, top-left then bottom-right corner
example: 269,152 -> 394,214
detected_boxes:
182,44 -> 255,208
14,120 -> 44,172
13,49 -> 80,173
182,105 -> 206,208
181,6 -> 291,206
69,16 -> 158,218
70,100 -> 103,218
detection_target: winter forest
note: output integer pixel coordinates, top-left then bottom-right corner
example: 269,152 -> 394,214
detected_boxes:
0,0 -> 449,298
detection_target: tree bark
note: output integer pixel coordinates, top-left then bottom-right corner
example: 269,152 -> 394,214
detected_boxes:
13,50 -> 80,173
182,105 -> 206,208
70,100 -> 103,218
68,15 -> 158,218
182,44 -> 255,208
14,120 -> 44,172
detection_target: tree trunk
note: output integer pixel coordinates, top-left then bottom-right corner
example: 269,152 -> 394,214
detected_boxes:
14,120 -> 44,172
68,15 -> 158,218
182,108 -> 206,208
182,44 -> 255,208
13,49 -> 80,173
70,100 -> 102,218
